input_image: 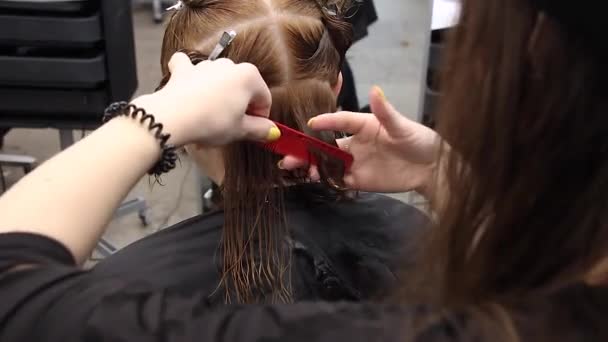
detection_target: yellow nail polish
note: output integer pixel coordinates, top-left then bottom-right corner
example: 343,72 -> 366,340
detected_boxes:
374,85 -> 386,101
266,126 -> 281,142
307,118 -> 315,127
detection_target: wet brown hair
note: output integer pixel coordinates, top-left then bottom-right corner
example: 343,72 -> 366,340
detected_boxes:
410,0 -> 608,339
160,0 -> 353,303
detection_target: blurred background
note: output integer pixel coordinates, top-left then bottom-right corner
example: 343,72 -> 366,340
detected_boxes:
0,0 -> 456,254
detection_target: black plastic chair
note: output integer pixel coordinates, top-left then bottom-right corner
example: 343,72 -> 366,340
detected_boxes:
0,0 -> 137,129
422,28 -> 448,129
0,0 -> 147,257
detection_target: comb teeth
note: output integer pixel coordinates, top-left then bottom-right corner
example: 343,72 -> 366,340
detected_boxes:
263,140 -> 280,154
261,135 -> 316,165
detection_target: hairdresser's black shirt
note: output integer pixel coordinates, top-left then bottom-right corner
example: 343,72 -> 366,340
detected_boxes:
1,186 -> 607,341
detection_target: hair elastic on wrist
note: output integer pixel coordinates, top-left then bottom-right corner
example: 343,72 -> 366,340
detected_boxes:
103,101 -> 178,178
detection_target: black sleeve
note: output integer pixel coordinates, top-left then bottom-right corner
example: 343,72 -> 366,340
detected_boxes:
0,233 -> 466,342
0,233 -> 88,342
0,233 -> 76,272
83,290 -> 471,342
84,291 -> 404,342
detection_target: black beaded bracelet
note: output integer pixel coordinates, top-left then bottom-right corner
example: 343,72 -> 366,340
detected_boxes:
103,101 -> 178,177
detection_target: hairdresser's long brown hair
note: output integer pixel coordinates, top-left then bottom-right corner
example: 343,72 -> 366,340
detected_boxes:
160,0 -> 353,303
419,0 -> 608,321
399,0 -> 608,340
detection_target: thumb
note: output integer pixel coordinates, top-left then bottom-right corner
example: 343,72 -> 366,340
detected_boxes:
167,52 -> 193,79
369,86 -> 406,136
241,115 -> 281,142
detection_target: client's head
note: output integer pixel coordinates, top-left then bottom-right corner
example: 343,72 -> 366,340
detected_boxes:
159,0 -> 354,303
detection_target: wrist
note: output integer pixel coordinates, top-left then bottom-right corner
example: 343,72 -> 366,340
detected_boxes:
414,182 -> 432,201
414,183 -> 431,200
413,164 -> 436,200
103,100 -> 180,176
103,116 -> 162,162
131,95 -> 186,147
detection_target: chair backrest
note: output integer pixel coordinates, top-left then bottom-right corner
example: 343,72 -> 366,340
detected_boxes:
422,28 -> 447,129
0,0 -> 138,129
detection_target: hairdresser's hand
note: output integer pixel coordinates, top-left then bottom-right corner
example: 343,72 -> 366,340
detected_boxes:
281,87 -> 439,196
132,53 -> 279,147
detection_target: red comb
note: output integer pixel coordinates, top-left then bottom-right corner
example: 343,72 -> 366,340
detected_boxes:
260,121 -> 354,171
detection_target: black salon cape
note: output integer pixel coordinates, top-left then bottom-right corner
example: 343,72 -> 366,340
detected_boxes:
90,186 -> 427,302
1,187 -> 607,342
1,243 -> 608,342
0,186 -> 431,341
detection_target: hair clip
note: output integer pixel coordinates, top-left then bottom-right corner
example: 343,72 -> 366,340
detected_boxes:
323,5 -> 338,17
166,0 -> 184,11
321,0 -> 363,18
208,30 -> 237,60
323,4 -> 338,16
315,0 -> 339,16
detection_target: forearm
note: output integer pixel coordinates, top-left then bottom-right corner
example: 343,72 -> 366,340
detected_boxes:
0,118 -> 160,264
0,55 -> 276,264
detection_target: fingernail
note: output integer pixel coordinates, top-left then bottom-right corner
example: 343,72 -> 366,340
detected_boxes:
266,126 -> 281,142
307,118 -> 315,127
277,160 -> 285,170
374,85 -> 386,101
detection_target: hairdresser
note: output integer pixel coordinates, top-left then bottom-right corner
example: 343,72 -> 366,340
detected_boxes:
1,0 -> 608,341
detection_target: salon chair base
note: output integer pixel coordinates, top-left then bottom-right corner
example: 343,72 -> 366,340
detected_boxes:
0,153 -> 36,192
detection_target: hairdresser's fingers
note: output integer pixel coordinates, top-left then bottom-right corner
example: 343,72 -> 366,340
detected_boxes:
278,155 -> 308,170
239,63 -> 272,118
344,174 -> 356,189
212,57 -> 234,65
344,174 -> 357,188
335,136 -> 353,151
279,137 -> 353,171
309,165 -> 321,182
167,52 -> 193,78
368,86 -> 408,136
308,112 -> 368,135
277,157 -> 319,181
240,115 -> 281,142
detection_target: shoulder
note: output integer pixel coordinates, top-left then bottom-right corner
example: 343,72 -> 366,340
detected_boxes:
89,212 -> 225,295
354,192 -> 429,223
289,191 -> 429,251
288,190 -> 429,230
100,211 -> 224,257
285,191 -> 429,301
